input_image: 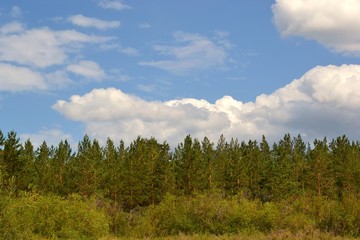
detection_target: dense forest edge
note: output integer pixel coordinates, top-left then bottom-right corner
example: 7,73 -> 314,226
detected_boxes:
0,129 -> 360,239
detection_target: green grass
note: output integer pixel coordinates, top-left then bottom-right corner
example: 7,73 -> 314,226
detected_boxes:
101,230 -> 360,240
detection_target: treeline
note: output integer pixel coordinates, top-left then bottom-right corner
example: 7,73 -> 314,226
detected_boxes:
1,130 -> 360,205
1,129 -> 360,238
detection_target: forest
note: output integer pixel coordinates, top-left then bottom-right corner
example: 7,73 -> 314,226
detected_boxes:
0,129 -> 360,239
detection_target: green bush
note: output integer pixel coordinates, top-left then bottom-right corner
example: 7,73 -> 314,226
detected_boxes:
0,193 -> 109,239
128,193 -> 281,237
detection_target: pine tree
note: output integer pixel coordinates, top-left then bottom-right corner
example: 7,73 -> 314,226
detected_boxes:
52,140 -> 73,195
35,141 -> 52,192
201,136 -> 215,192
308,138 -> 334,197
75,136 -> 102,197
3,130 -> 23,190
242,139 -> 265,199
291,134 -> 307,196
213,135 -> 231,197
173,135 -> 197,195
329,135 -> 359,199
271,133 -> 295,199
259,135 -> 273,201
122,137 -> 171,209
18,139 -> 36,191
0,130 -> 5,182
102,137 -> 120,202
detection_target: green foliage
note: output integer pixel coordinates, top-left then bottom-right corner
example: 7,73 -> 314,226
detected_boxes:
0,193 -> 109,239
128,193 -> 281,237
2,129 -> 360,238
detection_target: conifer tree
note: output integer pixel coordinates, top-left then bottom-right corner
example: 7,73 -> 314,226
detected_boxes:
52,140 -> 73,195
308,138 -> 334,197
35,141 -> 52,192
259,135 -> 273,201
242,139 -> 265,199
213,135 -> 231,197
173,135 -> 197,195
18,139 -> 36,191
271,133 -> 294,199
291,134 -> 307,195
201,136 -> 215,191
3,130 -> 22,189
0,130 -> 5,179
329,135 -> 359,199
75,136 -> 102,197
102,137 -> 121,202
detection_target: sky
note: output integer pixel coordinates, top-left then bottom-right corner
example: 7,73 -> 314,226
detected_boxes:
1,0 -> 360,148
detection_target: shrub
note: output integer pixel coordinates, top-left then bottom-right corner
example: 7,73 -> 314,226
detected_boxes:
0,193 -> 109,239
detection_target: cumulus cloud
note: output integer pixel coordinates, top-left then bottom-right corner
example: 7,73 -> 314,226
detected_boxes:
0,22 -> 24,34
53,64 -> 360,145
272,0 -> 360,55
139,31 -> 229,74
68,15 -> 120,30
0,24 -> 110,68
67,60 -> 106,80
98,0 -> 131,11
0,63 -> 47,91
21,128 -> 73,148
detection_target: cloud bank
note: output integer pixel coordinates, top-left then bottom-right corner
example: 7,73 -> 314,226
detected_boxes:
53,64 -> 360,145
272,0 -> 360,55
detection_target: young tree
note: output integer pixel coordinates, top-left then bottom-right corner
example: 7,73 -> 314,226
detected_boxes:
74,135 -> 103,197
3,131 -> 23,189
270,133 -> 295,199
291,134 -> 307,195
307,138 -> 334,197
201,136 -> 215,192
51,140 -> 73,195
0,129 -> 4,158
329,135 -> 360,199
18,139 -> 36,191
102,137 -> 118,200
173,135 -> 198,195
213,135 -> 231,197
35,141 -> 52,192
241,139 -> 265,199
121,137 -> 171,209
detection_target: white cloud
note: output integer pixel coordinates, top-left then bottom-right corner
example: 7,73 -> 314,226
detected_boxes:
11,6 -> 22,18
139,31 -> 229,74
44,70 -> 74,89
53,64 -> 360,146
0,22 -> 24,34
100,43 -> 139,56
0,24 -> 110,68
272,0 -> 360,55
68,15 -> 120,30
118,46 -> 139,56
0,63 -> 47,91
98,0 -> 131,11
139,23 -> 151,29
137,84 -> 156,93
21,128 -> 73,148
67,61 -> 106,81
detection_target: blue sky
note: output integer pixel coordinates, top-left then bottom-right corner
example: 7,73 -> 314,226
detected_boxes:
1,0 -> 360,147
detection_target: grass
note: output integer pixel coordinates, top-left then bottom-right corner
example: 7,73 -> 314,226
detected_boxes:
100,230 -> 360,240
